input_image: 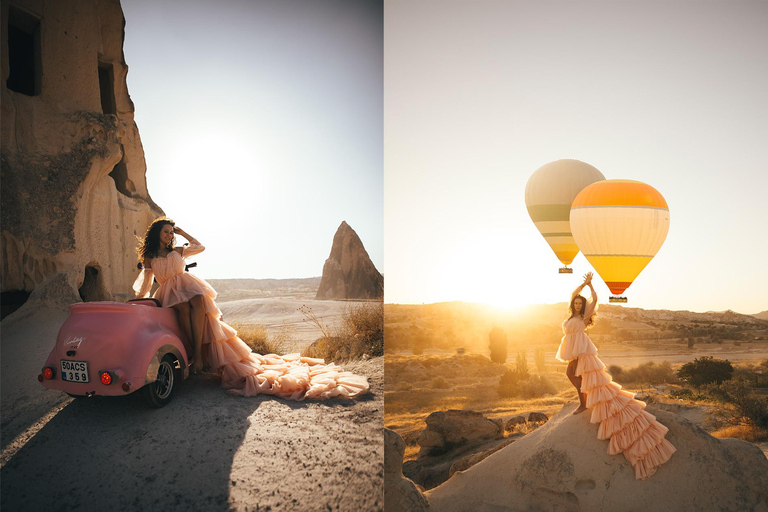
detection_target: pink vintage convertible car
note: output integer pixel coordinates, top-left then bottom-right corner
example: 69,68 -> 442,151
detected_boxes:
38,298 -> 192,407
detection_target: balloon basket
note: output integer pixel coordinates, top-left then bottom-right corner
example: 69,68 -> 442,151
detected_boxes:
558,267 -> 573,274
609,296 -> 628,303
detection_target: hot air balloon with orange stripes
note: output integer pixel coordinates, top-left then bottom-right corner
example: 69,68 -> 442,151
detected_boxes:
525,160 -> 605,273
570,180 -> 670,302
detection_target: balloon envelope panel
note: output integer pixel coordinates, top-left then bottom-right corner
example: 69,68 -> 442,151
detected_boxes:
525,160 -> 605,266
570,180 -> 670,296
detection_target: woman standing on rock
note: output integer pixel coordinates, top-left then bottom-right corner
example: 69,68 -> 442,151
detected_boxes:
555,272 -> 676,479
133,216 -> 369,400
556,272 -> 598,415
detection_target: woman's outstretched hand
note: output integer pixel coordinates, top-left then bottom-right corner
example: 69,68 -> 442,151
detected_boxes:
583,272 -> 594,286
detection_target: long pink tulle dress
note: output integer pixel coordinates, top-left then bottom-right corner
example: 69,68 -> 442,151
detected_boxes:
556,286 -> 675,480
133,242 -> 369,400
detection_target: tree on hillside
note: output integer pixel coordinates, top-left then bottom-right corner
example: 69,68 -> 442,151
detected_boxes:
516,351 -> 529,378
489,326 -> 508,364
535,347 -> 546,373
677,356 -> 734,388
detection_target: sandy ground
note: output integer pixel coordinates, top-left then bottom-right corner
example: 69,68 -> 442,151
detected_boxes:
1,304 -> 383,512
218,298 -> 365,353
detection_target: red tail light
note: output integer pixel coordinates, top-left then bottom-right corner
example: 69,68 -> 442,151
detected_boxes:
100,371 -> 116,386
43,367 -> 55,380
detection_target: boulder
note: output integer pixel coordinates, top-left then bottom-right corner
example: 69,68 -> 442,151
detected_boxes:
505,415 -> 527,432
424,410 -> 501,447
426,403 -> 768,512
384,428 -> 429,512
316,221 -> 383,300
1,0 -> 162,317
417,430 -> 445,448
527,411 -> 549,424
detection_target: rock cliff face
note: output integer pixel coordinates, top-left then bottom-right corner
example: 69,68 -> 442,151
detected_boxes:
1,0 -> 162,317
316,221 -> 383,300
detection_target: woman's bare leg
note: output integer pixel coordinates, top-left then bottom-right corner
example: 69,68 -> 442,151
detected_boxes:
172,302 -> 194,368
189,294 -> 207,370
566,359 -> 587,414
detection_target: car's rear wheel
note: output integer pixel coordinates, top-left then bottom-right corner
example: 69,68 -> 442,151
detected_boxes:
143,354 -> 178,408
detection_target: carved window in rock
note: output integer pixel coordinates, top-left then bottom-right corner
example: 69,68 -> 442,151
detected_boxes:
1,290 -> 32,320
98,61 -> 116,114
109,145 -> 136,198
6,6 -> 42,96
79,265 -> 110,302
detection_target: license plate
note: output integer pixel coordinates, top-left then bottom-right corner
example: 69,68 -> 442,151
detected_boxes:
61,360 -> 89,383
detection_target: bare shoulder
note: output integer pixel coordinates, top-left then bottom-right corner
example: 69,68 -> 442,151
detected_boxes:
143,256 -> 153,269
173,246 -> 184,255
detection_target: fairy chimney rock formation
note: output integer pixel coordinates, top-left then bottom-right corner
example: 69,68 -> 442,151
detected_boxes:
1,0 -> 163,317
316,221 -> 383,300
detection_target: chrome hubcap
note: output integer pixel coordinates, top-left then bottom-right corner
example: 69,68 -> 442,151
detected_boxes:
155,361 -> 174,399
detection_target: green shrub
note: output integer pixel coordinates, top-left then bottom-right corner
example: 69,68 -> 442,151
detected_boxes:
498,369 -> 553,398
517,374 -> 556,398
677,356 -> 734,388
611,361 -> 678,385
704,376 -> 768,428
498,368 -> 525,397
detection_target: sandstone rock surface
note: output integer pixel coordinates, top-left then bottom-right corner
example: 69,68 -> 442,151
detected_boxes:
426,403 -> 768,512
419,410 -> 501,456
405,409 -> 515,489
316,221 -> 382,300
1,0 -> 162,317
384,428 -> 430,512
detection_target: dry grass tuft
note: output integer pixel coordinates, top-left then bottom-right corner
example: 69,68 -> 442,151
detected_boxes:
230,322 -> 287,355
301,302 -> 383,362
711,424 -> 768,443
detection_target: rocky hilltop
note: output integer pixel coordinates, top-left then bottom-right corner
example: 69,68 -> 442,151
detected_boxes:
316,221 -> 383,300
1,0 -> 162,318
391,404 -> 768,512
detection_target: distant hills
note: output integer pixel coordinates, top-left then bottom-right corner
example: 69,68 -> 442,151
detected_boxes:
384,300 -> 768,354
753,310 -> 768,321
207,277 -> 321,302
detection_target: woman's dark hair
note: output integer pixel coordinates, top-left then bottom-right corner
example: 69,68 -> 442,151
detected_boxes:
568,294 -> 596,328
136,217 -> 175,269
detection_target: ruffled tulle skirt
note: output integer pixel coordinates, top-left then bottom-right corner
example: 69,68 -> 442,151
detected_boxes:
154,272 -> 218,309
556,331 -> 598,363
561,333 -> 676,479
154,276 -> 370,400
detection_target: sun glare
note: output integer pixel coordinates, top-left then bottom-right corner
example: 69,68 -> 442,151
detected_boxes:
439,233 -> 550,311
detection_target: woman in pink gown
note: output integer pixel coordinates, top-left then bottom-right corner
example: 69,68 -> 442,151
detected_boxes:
556,272 -> 675,479
133,217 -> 369,400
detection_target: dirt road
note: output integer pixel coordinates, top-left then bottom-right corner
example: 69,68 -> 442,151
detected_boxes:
1,306 -> 383,512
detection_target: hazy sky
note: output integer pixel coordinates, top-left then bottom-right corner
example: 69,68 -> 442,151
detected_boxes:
122,0 -> 383,280
385,0 -> 768,314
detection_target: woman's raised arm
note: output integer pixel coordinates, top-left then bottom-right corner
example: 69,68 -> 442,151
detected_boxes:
174,226 -> 205,257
